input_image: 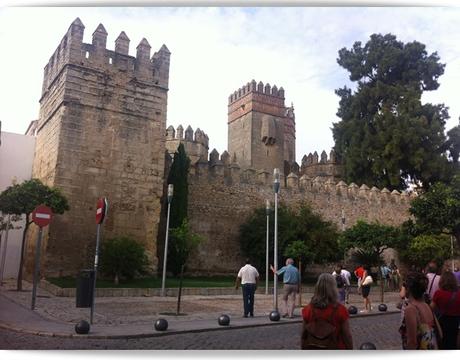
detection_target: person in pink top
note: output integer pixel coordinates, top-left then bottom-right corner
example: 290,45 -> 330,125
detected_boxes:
431,271 -> 460,349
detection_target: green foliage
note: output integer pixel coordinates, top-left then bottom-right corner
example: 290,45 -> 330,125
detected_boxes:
404,234 -> 452,269
100,236 -> 148,283
339,220 -> 400,266
409,176 -> 460,247
239,203 -> 340,273
445,122 -> 460,163
284,240 -> 313,262
167,143 -> 190,228
165,143 -> 191,275
169,219 -> 202,275
333,33 -> 453,190
0,178 -> 69,290
0,178 -> 69,216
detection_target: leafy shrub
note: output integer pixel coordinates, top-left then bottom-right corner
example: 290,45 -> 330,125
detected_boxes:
100,236 -> 148,284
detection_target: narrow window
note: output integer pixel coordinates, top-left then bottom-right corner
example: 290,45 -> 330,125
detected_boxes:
109,57 -> 113,64
85,51 -> 89,59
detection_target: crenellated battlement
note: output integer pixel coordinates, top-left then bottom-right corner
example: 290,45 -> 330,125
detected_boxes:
165,124 -> 209,164
41,18 -> 171,99
186,149 -> 414,204
228,80 -> 285,105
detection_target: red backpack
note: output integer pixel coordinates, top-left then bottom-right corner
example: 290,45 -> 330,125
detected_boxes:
301,305 -> 339,350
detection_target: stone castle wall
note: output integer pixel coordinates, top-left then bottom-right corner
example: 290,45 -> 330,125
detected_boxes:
25,18 -> 170,277
184,154 -> 413,274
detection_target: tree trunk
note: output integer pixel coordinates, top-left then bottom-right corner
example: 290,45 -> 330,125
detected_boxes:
176,264 -> 185,315
16,217 -> 31,291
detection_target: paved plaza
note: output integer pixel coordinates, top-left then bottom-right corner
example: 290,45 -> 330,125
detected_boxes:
0,279 -> 404,350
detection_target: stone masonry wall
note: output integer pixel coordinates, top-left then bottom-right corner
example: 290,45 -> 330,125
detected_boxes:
25,19 -> 170,277
185,158 -> 413,274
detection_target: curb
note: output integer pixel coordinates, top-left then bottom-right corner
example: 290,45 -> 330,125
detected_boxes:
0,310 -> 400,340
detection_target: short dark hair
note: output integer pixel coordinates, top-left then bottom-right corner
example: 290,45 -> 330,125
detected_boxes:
439,271 -> 458,292
406,272 -> 428,300
426,261 -> 438,274
245,258 -> 251,264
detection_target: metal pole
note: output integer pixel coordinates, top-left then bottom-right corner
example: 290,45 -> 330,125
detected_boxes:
90,223 -> 101,324
451,236 -> 455,271
31,227 -> 43,310
161,201 -> 171,297
274,190 -> 278,311
265,200 -> 270,295
0,214 -> 11,284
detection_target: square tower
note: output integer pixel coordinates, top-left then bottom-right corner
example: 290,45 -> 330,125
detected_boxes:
227,80 -> 295,173
26,18 -> 170,276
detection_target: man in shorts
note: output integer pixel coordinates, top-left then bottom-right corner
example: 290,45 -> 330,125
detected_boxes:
271,258 -> 300,318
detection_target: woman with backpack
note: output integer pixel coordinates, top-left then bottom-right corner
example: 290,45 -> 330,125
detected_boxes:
430,270 -> 460,349
301,273 -> 353,350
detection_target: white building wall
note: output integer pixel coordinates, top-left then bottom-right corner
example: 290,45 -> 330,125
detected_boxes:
0,131 -> 36,279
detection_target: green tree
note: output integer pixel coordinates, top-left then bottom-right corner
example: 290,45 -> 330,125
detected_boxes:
409,176 -> 460,248
445,121 -> 460,164
239,203 -> 340,274
404,234 -> 452,269
339,220 -> 400,266
99,236 -> 148,284
333,33 -> 453,190
169,219 -> 202,315
165,143 -> 191,275
0,179 -> 69,291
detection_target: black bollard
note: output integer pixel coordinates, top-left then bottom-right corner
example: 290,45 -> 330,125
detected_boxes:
154,318 -> 168,331
269,310 -> 280,321
378,304 -> 387,312
75,320 -> 90,334
359,342 -> 377,350
348,305 -> 358,315
218,314 -> 230,326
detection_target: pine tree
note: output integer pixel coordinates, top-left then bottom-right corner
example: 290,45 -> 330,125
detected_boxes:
333,33 -> 453,190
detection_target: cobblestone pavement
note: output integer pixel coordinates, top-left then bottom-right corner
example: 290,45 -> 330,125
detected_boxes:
0,313 -> 402,350
0,280 -> 402,325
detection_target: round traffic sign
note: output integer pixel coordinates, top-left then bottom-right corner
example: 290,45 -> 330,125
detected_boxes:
96,198 -> 108,224
32,205 -> 53,228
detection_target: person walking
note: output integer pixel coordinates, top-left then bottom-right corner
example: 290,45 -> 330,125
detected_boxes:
271,258 -> 300,318
399,272 -> 440,350
390,259 -> 400,291
235,258 -> 259,317
425,261 -> 440,304
301,273 -> 353,350
354,265 -> 365,295
430,271 -> 460,349
360,265 -> 373,313
332,265 -> 347,305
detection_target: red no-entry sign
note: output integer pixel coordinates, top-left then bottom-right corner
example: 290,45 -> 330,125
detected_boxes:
96,198 -> 108,224
32,205 -> 53,228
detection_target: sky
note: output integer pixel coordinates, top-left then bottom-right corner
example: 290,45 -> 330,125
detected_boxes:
0,6 -> 459,162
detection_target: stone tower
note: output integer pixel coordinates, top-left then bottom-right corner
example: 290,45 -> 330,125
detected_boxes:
227,80 -> 295,173
26,18 -> 170,276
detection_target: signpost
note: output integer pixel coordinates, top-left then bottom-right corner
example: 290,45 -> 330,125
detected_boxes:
31,205 -> 53,310
91,197 -> 108,324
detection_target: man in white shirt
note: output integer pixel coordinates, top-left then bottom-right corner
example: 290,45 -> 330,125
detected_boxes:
235,259 -> 259,317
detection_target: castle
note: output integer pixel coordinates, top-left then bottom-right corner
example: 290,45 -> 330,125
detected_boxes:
24,19 -> 412,277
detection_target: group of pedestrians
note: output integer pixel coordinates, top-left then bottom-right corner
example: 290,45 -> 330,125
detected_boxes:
398,261 -> 460,350
236,257 -> 460,350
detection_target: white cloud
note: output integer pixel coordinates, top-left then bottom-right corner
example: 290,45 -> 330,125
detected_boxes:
0,7 -> 459,161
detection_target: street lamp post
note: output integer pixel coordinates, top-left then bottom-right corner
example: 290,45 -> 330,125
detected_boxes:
273,168 -> 280,311
265,200 -> 270,295
161,184 -> 174,297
